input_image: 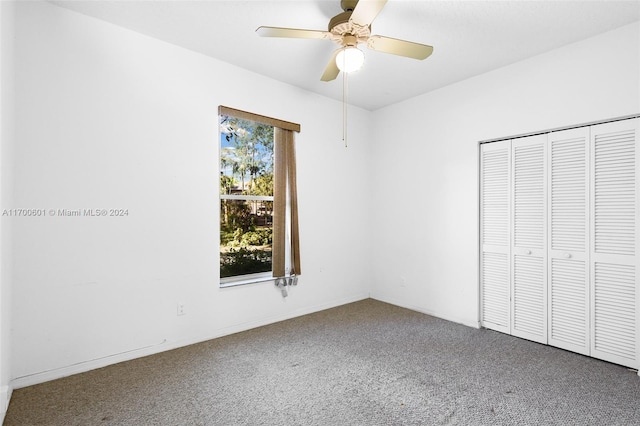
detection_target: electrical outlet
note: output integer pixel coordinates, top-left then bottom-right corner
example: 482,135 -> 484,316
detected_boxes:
177,303 -> 185,316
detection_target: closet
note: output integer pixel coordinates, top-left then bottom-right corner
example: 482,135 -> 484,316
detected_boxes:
480,117 -> 639,369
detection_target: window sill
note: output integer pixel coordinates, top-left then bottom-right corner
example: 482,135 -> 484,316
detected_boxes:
220,273 -> 275,288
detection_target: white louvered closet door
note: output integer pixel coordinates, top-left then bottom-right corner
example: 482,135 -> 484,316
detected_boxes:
511,135 -> 547,344
480,140 -> 511,334
590,118 -> 639,369
547,128 -> 590,355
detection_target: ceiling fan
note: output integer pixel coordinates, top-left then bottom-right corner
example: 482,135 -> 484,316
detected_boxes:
256,0 -> 433,82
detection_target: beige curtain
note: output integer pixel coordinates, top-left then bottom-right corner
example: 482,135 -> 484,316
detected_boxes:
273,128 -> 301,277
219,106 -> 301,278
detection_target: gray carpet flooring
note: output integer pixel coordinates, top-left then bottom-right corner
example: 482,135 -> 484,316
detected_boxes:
5,299 -> 640,425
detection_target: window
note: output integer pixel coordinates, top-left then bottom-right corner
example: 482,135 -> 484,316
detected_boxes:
218,106 -> 301,286
219,114 -> 274,282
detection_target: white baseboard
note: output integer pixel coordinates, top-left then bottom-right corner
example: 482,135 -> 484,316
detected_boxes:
12,292 -> 370,389
12,339 -> 170,389
371,294 -> 481,329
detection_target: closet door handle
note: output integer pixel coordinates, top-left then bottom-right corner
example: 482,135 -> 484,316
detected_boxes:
525,250 -> 532,255
564,253 -> 572,259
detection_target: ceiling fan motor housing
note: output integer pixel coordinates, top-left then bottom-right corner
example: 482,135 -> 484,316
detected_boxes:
329,11 -> 371,40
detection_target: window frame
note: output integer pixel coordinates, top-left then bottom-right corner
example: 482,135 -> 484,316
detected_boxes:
218,111 -> 293,287
218,106 -> 300,287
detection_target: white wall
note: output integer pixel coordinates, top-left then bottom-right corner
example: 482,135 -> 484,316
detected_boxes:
0,0 -> 16,419
369,22 -> 640,327
11,1 -> 372,387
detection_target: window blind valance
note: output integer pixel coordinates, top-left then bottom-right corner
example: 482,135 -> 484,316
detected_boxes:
218,106 -> 300,133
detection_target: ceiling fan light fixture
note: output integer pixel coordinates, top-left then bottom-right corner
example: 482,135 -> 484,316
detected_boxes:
336,46 -> 364,73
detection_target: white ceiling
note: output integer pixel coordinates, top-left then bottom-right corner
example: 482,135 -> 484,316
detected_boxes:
50,0 -> 640,111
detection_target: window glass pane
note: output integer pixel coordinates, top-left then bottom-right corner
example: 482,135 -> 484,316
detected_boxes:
220,199 -> 273,278
220,116 -> 274,196
220,115 -> 274,279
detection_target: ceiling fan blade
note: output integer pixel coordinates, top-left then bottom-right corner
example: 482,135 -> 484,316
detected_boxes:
256,26 -> 331,40
349,0 -> 388,27
320,50 -> 341,82
367,35 -> 433,60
